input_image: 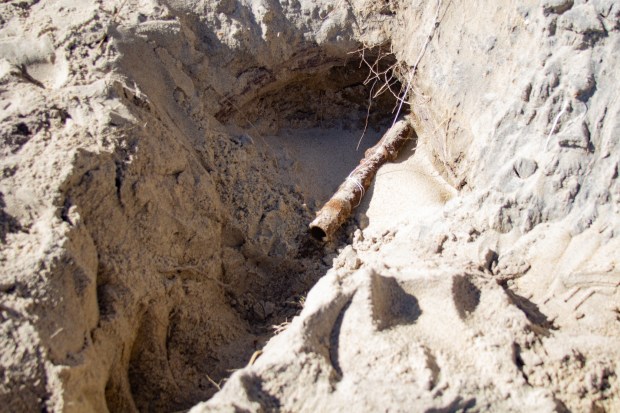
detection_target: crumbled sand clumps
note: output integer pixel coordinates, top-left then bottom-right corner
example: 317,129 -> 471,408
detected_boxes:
1,0 -> 619,412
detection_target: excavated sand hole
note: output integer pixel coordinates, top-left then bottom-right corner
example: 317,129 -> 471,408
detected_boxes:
110,45 -> 405,412
219,52 -> 405,207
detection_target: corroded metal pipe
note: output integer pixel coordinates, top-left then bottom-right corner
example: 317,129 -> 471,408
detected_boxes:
309,119 -> 414,241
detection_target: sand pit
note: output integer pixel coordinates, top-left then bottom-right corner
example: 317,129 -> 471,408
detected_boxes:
1,0 -> 619,412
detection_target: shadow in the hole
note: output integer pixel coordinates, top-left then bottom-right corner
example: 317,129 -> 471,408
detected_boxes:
109,2 -> 413,410
504,287 -> 557,333
425,396 -> 477,413
372,275 -> 422,330
451,275 -> 481,320
329,300 -> 352,379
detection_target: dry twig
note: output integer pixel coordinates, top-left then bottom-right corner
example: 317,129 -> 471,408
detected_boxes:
11,64 -> 45,89
205,374 -> 222,391
248,350 -> 263,366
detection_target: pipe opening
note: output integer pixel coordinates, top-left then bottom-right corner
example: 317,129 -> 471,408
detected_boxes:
309,226 -> 327,241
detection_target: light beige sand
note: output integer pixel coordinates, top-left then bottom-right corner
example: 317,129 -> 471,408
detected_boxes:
1,0 -> 619,412
361,139 -> 457,234
263,127 -> 382,207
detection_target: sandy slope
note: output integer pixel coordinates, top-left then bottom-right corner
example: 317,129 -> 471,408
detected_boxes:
0,0 -> 619,412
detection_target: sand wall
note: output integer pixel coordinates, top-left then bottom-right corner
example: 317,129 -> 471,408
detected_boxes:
0,0 -> 619,412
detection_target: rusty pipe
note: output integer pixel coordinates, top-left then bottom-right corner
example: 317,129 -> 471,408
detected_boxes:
309,119 -> 414,241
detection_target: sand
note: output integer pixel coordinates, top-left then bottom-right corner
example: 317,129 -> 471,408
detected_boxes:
1,0 -> 619,412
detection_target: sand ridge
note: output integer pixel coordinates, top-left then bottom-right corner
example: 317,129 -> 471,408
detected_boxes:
0,0 -> 619,412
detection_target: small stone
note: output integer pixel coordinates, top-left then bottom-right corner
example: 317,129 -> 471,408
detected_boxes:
467,227 -> 480,242
345,255 -> 361,270
346,257 -> 362,270
263,301 -> 275,317
253,302 -> 265,320
353,229 -> 364,243
430,234 -> 448,254
232,133 -> 254,146
495,257 -> 531,280
337,246 -> 361,270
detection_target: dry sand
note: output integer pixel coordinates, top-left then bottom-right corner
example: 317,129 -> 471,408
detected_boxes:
1,0 -> 619,412
263,127 -> 382,207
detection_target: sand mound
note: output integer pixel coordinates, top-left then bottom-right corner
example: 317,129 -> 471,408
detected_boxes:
1,0 -> 619,412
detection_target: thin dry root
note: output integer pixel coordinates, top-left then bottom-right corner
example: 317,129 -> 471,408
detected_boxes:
309,119 -> 414,241
248,350 -> 263,366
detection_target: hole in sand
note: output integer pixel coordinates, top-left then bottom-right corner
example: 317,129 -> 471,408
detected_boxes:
103,40 -> 406,412
220,52 -> 404,207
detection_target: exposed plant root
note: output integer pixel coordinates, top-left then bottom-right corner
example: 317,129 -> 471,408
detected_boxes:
351,0 -> 446,149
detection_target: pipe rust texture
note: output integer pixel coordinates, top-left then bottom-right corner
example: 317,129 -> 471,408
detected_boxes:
309,119 -> 414,241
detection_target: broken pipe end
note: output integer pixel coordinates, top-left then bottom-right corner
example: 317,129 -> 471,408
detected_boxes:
309,225 -> 327,241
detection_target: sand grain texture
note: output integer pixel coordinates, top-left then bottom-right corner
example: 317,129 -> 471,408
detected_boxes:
0,0 -> 619,412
